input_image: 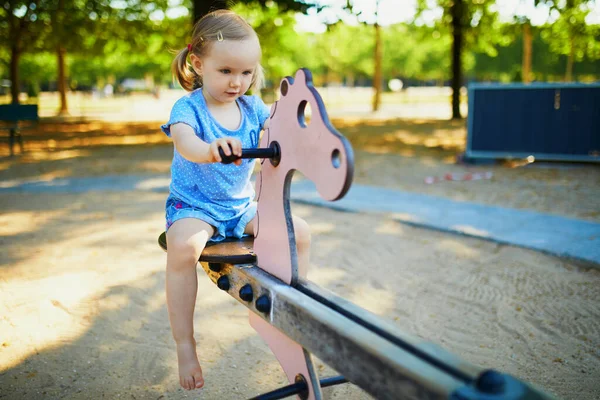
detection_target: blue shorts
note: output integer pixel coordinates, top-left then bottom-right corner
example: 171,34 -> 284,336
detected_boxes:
165,195 -> 256,243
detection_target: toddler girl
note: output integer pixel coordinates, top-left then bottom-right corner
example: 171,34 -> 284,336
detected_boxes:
161,9 -> 311,391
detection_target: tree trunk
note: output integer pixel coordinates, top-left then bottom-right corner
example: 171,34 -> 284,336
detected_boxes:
565,36 -> 574,82
10,46 -> 20,105
55,0 -> 68,115
372,21 -> 382,112
450,0 -> 464,119
193,0 -> 228,24
57,46 -> 69,115
522,21 -> 532,83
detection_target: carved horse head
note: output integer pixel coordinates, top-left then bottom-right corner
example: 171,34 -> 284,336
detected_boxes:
254,68 -> 354,286
251,68 -> 354,400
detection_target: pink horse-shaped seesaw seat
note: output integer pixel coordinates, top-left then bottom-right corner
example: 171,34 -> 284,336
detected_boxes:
158,68 -> 354,400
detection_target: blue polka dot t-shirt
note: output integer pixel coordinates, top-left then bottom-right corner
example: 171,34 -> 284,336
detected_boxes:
161,89 -> 271,223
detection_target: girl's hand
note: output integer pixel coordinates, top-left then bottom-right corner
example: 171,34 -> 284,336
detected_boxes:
208,137 -> 243,165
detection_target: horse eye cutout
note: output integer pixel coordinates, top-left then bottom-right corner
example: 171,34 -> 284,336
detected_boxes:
297,100 -> 312,128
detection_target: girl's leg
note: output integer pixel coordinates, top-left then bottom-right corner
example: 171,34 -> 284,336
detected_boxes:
166,218 -> 215,390
245,214 -> 311,277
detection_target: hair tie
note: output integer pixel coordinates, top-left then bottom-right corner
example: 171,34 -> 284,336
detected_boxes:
187,43 -> 192,52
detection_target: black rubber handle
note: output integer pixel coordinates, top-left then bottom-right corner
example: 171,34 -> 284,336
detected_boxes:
218,142 -> 280,165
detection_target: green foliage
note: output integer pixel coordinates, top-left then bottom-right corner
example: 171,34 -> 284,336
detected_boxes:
470,19 -> 599,82
312,23 -> 375,83
416,0 -> 500,48
383,24 -> 451,81
232,2 -> 300,85
20,53 -> 58,84
542,2 -> 596,61
191,0 -> 319,22
1,0 -> 599,94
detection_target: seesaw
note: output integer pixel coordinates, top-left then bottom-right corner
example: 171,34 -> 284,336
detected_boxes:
159,68 -> 554,400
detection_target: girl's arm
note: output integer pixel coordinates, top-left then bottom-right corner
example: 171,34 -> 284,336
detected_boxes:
170,123 -> 242,165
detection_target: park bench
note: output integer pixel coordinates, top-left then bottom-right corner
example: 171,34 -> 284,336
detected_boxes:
0,104 -> 39,156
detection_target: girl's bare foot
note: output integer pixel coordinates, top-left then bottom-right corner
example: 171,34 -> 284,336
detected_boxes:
176,340 -> 204,390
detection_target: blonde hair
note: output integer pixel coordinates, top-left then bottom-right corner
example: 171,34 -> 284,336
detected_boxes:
172,9 -> 265,92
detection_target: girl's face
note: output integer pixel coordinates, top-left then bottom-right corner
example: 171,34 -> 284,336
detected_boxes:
191,38 -> 261,105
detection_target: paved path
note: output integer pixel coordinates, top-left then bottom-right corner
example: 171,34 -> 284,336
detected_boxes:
2,175 -> 599,265
291,180 -> 600,266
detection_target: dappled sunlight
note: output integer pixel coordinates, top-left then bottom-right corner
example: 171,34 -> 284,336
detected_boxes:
0,120 -> 169,158
1,271 -> 105,371
137,160 -> 172,173
309,221 -> 336,235
442,155 -> 458,164
26,148 -> 91,162
244,357 -> 290,391
0,169 -> 73,185
345,282 -> 396,317
418,156 -> 446,167
288,203 -> 313,219
0,210 -> 67,236
435,239 -> 481,258
0,186 -> 258,383
307,266 -> 347,286
333,118 -> 467,163
391,212 -> 423,224
374,219 -> 406,236
329,117 -> 365,128
391,130 -> 422,145
0,120 -> 173,183
57,218 -> 160,252
361,145 -> 395,155
197,308 -> 256,344
134,176 -> 170,191
101,292 -> 133,311
364,126 -> 465,152
398,148 -> 416,157
0,219 -> 168,372
312,237 -> 346,256
450,225 -> 491,238
20,133 -> 168,153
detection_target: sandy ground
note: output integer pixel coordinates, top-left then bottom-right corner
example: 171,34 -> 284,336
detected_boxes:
1,115 -> 600,400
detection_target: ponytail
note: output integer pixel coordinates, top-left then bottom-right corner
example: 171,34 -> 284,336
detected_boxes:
171,47 -> 200,92
251,64 -> 265,93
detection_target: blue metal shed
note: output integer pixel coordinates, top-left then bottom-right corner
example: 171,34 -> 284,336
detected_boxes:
466,83 -> 600,162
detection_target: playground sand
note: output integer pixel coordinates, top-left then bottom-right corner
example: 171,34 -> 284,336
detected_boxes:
1,125 -> 600,399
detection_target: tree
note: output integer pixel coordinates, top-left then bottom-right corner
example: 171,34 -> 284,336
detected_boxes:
383,24 -> 451,82
52,0 -> 73,114
543,0 -> 597,81
192,0 -> 316,23
519,17 -> 533,83
417,0 -> 498,119
372,0 -> 382,112
193,0 -> 227,22
449,0 -> 464,119
511,0 -> 549,84
231,1 -> 302,84
337,0 -> 384,112
0,1 -> 52,104
0,0 -> 171,109
518,0 -> 598,82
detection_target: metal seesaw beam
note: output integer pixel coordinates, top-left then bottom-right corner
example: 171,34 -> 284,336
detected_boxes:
199,260 -> 554,400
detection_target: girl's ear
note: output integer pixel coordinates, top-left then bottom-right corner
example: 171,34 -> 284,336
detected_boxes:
190,54 -> 203,75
